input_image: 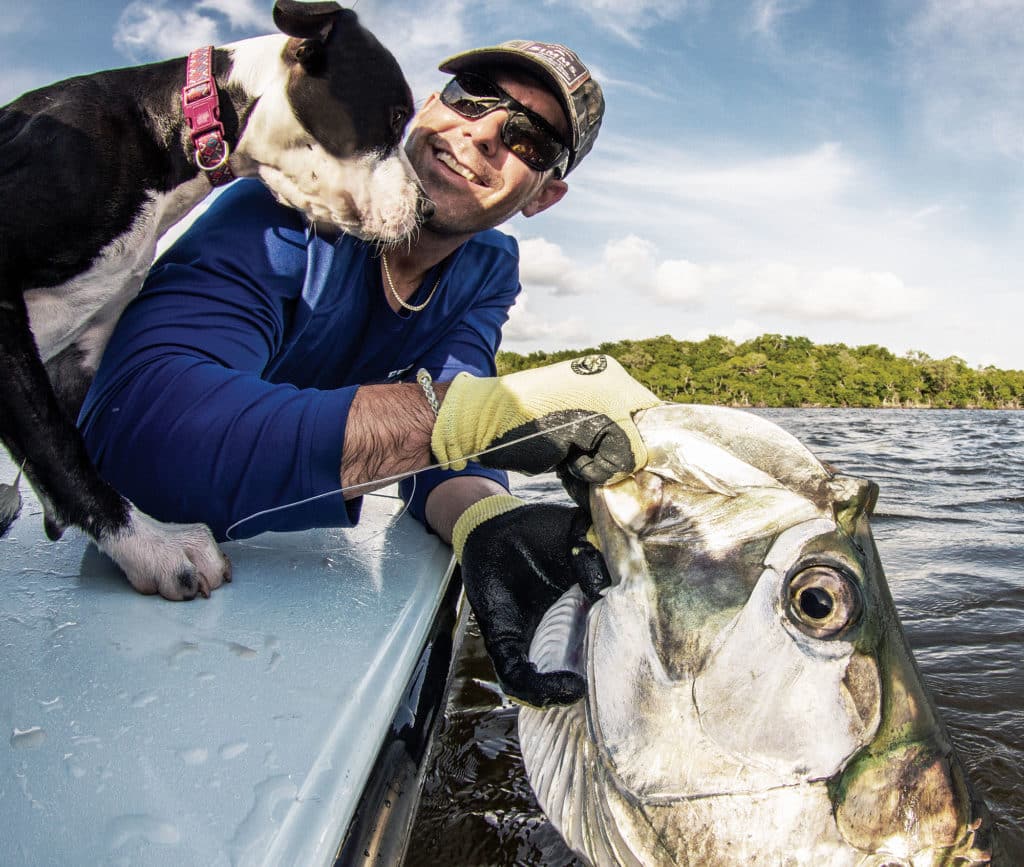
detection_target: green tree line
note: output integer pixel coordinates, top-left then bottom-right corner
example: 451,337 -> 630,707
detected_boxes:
497,334 -> 1024,408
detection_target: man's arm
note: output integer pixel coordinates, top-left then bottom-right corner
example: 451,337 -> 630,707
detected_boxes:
425,475 -> 507,543
342,382 -> 506,542
339,381 -> 448,498
344,354 -> 660,541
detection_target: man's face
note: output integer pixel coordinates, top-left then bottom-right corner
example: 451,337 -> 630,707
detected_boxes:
404,69 -> 569,237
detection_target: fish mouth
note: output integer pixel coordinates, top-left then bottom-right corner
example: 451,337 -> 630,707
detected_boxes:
832,739 -> 995,865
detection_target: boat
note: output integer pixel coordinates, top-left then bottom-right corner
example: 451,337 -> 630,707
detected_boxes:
0,448 -> 460,865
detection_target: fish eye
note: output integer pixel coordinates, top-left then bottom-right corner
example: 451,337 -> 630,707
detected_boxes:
786,565 -> 862,639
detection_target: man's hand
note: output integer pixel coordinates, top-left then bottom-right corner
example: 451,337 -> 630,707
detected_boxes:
453,494 -> 610,707
432,355 -> 659,484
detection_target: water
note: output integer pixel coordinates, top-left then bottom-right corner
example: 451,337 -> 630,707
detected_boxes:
407,409 -> 1024,864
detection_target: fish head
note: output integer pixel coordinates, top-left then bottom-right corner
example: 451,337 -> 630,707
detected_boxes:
522,404 -> 994,865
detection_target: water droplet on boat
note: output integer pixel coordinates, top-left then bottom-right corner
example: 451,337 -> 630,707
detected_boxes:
178,747 -> 208,766
168,641 -> 199,667
219,740 -> 249,760
228,642 -> 257,659
11,727 -> 45,749
106,814 -> 180,851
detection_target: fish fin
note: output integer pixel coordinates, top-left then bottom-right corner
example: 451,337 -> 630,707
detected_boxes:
828,475 -> 879,532
529,585 -> 589,676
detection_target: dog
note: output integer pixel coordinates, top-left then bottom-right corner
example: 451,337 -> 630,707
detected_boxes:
0,0 -> 430,600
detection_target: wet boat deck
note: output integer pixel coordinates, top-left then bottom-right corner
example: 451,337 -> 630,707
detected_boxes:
0,451 -> 454,865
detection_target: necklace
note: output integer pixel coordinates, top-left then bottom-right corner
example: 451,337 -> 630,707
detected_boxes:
381,252 -> 442,313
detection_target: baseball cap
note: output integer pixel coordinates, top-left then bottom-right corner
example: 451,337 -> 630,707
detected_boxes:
438,41 -> 604,176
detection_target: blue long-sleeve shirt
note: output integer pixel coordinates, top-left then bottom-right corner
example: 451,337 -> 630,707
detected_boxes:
79,179 -> 516,539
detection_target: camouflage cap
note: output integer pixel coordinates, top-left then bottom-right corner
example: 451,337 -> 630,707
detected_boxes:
438,40 -> 604,177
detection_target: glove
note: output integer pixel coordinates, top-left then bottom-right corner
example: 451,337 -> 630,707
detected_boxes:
432,355 -> 659,485
453,494 -> 611,707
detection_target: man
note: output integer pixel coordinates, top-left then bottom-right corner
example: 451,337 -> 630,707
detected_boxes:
80,41 -> 659,705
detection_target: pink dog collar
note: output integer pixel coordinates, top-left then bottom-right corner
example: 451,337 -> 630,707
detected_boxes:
182,47 -> 235,186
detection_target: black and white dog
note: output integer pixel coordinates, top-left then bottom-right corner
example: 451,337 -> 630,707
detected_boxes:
0,0 -> 429,599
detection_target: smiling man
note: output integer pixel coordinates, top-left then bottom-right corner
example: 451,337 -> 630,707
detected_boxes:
78,41 -> 646,702
82,37 -> 606,540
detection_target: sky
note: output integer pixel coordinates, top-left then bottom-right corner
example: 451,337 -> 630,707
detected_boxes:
4,0 -> 1024,369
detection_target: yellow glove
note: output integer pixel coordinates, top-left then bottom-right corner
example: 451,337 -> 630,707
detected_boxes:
432,355 -> 659,484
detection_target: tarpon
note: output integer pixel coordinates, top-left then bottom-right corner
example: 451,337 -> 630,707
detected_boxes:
519,403 -> 997,866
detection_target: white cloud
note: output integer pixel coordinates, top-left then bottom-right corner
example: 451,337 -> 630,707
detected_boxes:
518,233 -> 719,303
196,0 -> 268,31
748,0 -> 813,38
904,0 -> 1024,159
732,264 -> 927,320
654,258 -> 719,302
351,0 -> 471,103
502,292 -> 591,345
114,2 -> 222,61
546,0 -> 699,45
682,318 -> 762,344
588,139 -> 856,209
518,238 -> 575,288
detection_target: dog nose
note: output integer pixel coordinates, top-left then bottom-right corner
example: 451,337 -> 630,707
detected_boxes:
417,195 -> 435,224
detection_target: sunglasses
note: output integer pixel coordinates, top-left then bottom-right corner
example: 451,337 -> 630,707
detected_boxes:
439,73 -> 570,175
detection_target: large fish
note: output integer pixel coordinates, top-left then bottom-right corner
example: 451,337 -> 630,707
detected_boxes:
519,403 -> 998,866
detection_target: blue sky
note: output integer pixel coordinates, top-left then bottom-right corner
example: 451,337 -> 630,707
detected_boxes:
5,0 -> 1024,368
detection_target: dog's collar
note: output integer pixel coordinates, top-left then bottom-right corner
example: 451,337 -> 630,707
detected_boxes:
182,47 -> 235,187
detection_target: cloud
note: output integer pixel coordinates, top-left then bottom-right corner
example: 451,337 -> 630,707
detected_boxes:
518,238 -> 575,289
904,0 -> 1024,159
195,0 -> 268,31
519,229 -> 926,323
601,236 -> 714,302
682,318 -> 762,344
748,0 -> 814,38
349,0 -> 471,103
731,264 -> 928,320
114,2 -> 223,61
518,233 -> 717,302
111,0 -> 293,63
587,139 -> 856,210
546,0 -> 699,45
502,292 -> 591,345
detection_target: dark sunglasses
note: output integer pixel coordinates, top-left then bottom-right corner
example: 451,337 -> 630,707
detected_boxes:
439,72 -> 569,175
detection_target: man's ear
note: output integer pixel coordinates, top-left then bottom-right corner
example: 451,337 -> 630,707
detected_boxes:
521,178 -> 568,218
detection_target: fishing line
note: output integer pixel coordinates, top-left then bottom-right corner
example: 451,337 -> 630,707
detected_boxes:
224,411 -> 604,542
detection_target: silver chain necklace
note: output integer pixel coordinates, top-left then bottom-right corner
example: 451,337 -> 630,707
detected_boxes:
380,252 -> 442,313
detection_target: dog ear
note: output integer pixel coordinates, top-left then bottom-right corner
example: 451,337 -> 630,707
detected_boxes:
273,0 -> 352,41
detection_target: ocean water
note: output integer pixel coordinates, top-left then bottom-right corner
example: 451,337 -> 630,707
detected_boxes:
407,408 -> 1024,865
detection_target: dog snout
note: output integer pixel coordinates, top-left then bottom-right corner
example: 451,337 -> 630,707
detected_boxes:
416,194 -> 435,225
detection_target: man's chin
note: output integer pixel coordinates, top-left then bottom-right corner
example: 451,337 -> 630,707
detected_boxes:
422,203 -> 500,238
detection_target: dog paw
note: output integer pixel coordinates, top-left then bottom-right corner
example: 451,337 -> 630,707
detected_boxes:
100,509 -> 232,601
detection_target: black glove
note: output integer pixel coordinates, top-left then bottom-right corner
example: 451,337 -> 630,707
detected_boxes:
453,495 -> 610,707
